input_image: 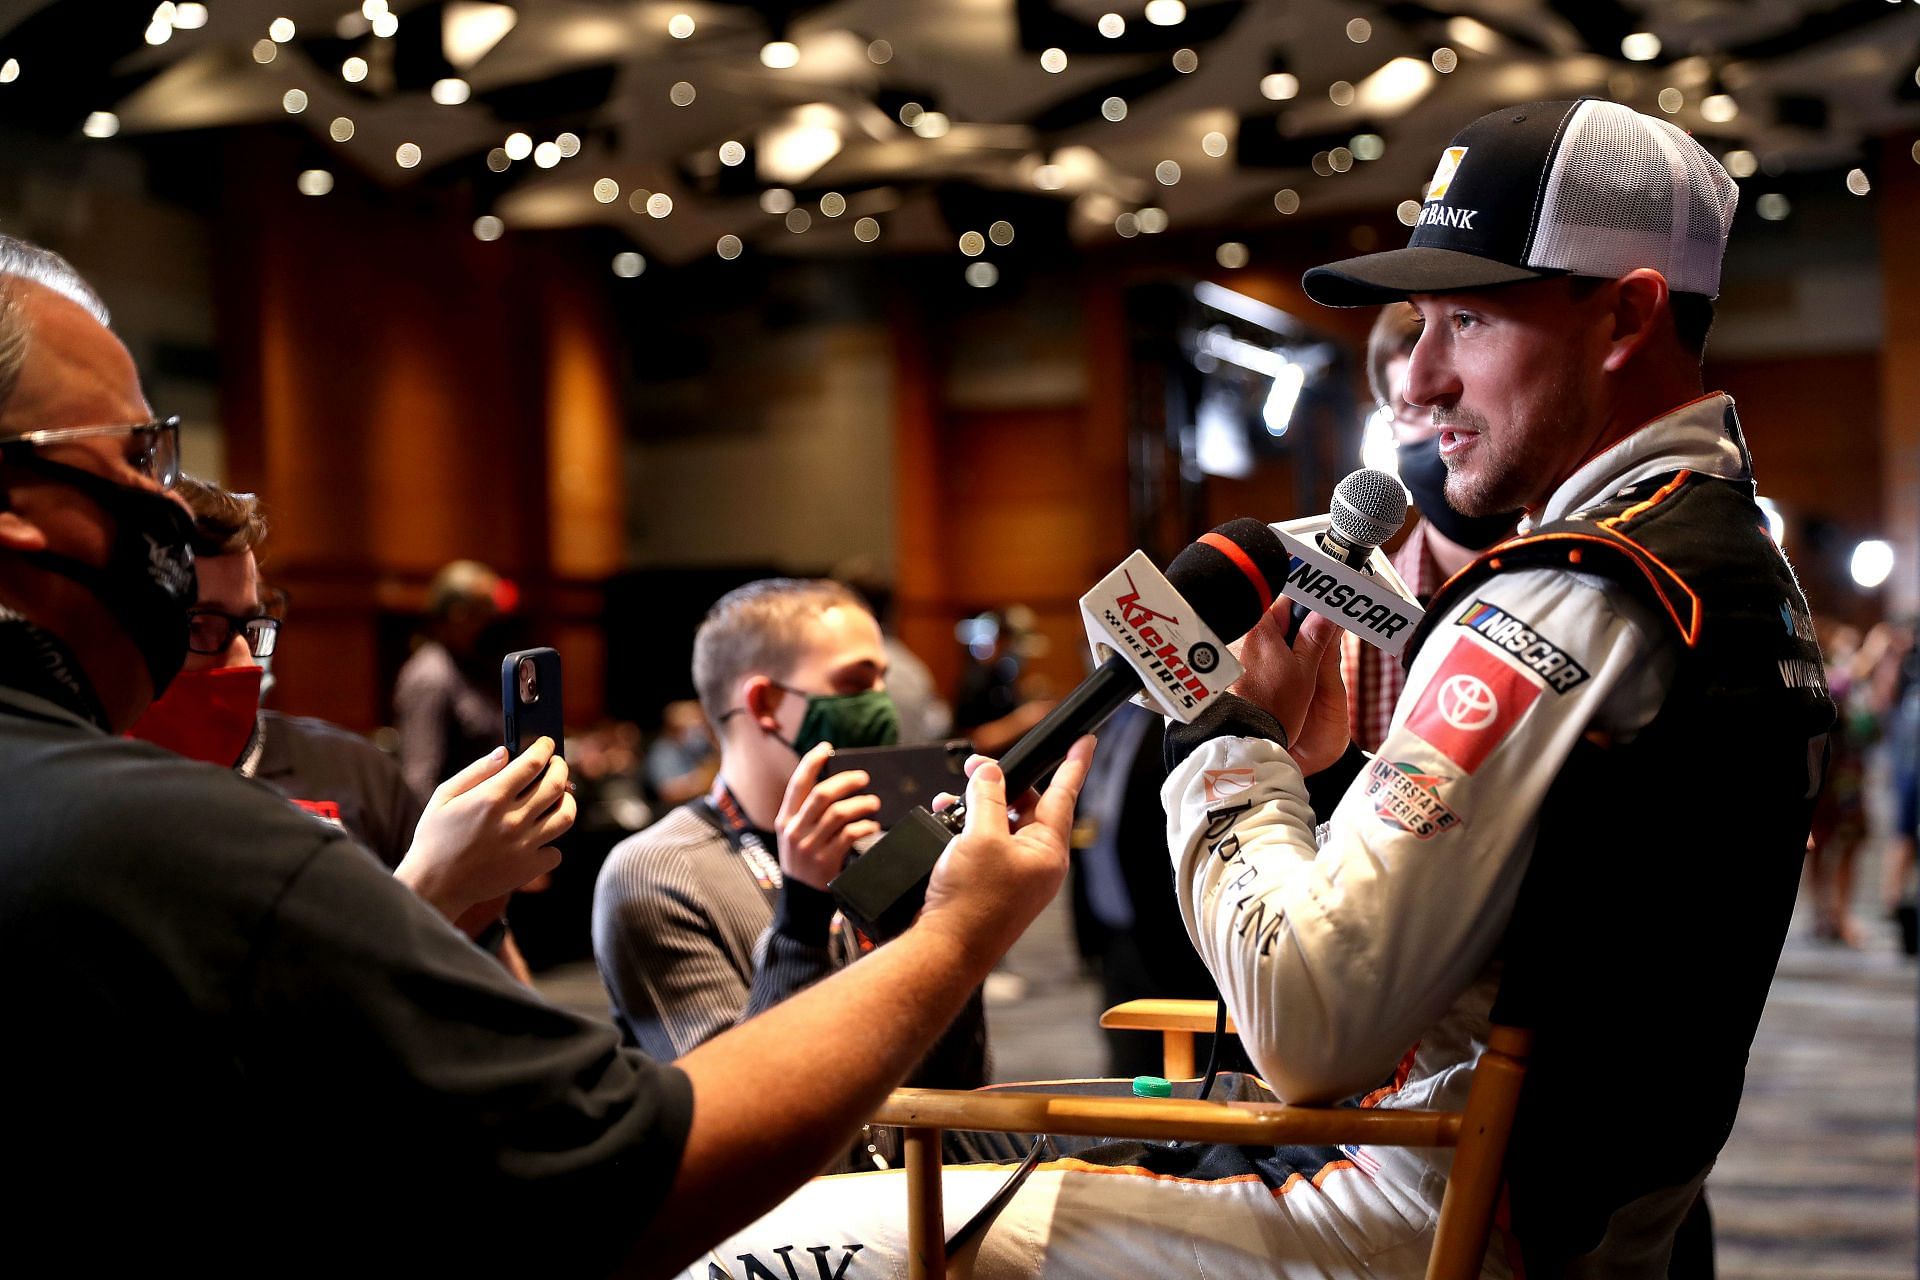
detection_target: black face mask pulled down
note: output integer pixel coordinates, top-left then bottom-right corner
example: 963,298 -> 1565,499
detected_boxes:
1395,436 -> 1520,552
9,455 -> 198,697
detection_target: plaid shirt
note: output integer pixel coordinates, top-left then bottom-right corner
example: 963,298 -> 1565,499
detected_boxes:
1341,520 -> 1450,752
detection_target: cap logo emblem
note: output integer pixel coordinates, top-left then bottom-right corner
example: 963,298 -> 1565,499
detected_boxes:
1425,146 -> 1468,202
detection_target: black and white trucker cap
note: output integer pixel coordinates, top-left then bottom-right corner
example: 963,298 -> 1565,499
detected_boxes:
1303,99 -> 1739,307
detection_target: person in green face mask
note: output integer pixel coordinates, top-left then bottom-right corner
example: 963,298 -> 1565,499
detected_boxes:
594,579 -> 988,1169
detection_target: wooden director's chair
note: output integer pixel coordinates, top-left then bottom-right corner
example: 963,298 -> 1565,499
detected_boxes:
871,999 -> 1531,1280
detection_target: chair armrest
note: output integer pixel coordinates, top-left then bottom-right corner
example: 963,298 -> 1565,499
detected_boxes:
871,1087 -> 1461,1149
1098,998 -> 1239,1035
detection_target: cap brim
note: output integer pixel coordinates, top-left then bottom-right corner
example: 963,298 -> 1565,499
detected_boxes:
1302,246 -> 1549,307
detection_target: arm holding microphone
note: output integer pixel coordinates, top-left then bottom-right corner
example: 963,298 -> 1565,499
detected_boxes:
1231,610 -> 1354,776
832,518 -> 1296,938
829,489 -> 1415,939
1164,510 -> 1664,1102
1271,467 -> 1416,800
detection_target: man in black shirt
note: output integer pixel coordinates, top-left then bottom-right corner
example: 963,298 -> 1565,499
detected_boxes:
0,234 -> 1090,1270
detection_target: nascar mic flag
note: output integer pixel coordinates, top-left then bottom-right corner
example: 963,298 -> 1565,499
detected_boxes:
1272,516 -> 1424,657
1078,550 -> 1243,723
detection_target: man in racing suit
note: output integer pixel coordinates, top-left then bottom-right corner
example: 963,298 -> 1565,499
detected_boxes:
689,99 -> 1832,1280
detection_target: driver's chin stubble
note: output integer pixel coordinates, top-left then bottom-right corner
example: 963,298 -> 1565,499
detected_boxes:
1434,406 -> 1516,517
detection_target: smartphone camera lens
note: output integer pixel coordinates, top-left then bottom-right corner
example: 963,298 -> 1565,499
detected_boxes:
517,656 -> 539,703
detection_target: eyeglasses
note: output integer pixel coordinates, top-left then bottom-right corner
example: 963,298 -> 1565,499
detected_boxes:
1383,395 -> 1428,427
187,609 -> 280,658
0,416 -> 181,488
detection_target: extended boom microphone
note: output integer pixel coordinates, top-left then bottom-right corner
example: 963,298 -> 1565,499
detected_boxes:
831,518 -> 1292,938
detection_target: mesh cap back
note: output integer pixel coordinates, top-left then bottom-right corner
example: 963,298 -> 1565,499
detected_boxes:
1526,101 -> 1737,297
1303,99 -> 1740,307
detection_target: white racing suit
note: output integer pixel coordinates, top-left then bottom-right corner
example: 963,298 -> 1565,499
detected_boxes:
688,395 -> 1825,1280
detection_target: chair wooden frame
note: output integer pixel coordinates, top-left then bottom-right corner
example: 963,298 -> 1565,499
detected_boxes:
870,1001 -> 1531,1280
1098,996 -> 1241,1078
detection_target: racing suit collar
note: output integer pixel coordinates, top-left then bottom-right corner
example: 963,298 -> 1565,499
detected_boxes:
1520,392 -> 1746,534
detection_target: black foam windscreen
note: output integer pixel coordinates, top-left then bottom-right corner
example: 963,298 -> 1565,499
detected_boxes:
1165,517 -> 1291,643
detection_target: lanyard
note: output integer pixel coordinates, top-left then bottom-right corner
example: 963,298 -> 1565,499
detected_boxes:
695,779 -> 875,954
0,608 -> 111,731
697,779 -> 783,892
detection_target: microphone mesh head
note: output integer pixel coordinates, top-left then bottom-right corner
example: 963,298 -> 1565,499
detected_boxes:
1330,469 -> 1409,549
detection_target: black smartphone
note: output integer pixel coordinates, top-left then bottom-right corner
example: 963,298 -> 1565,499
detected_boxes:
502,647 -> 565,758
820,740 -> 972,830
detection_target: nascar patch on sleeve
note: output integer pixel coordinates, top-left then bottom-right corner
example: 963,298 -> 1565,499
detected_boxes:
1455,599 -> 1590,692
1404,636 -> 1541,773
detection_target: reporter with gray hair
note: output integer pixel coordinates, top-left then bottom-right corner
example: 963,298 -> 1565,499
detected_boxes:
0,233 -> 1091,1272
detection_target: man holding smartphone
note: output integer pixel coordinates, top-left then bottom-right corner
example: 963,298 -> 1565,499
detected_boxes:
0,235 -> 1089,1271
594,578 -> 990,1167
127,475 -> 555,977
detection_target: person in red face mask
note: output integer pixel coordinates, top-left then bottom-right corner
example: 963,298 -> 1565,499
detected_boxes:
126,481 -> 276,769
130,477 -> 562,980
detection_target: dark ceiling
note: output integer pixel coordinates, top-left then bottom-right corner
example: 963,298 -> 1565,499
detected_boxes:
3,0 -> 1917,264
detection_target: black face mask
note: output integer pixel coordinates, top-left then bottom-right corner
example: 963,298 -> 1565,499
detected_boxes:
10,455 -> 198,696
1395,436 -> 1519,551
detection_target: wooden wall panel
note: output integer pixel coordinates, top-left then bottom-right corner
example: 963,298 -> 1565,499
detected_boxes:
889,290 -> 957,698
215,134 -> 621,732
1710,351 -> 1883,626
1880,132 -> 1920,618
894,277 -> 1132,704
932,406 -> 1114,696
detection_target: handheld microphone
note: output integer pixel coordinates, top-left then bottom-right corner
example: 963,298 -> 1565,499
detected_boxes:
1283,469 -> 1410,642
830,518 -> 1292,939
1324,469 -> 1410,568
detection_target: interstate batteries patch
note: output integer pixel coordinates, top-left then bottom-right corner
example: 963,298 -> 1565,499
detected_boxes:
1364,757 -> 1460,839
1455,599 -> 1590,692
